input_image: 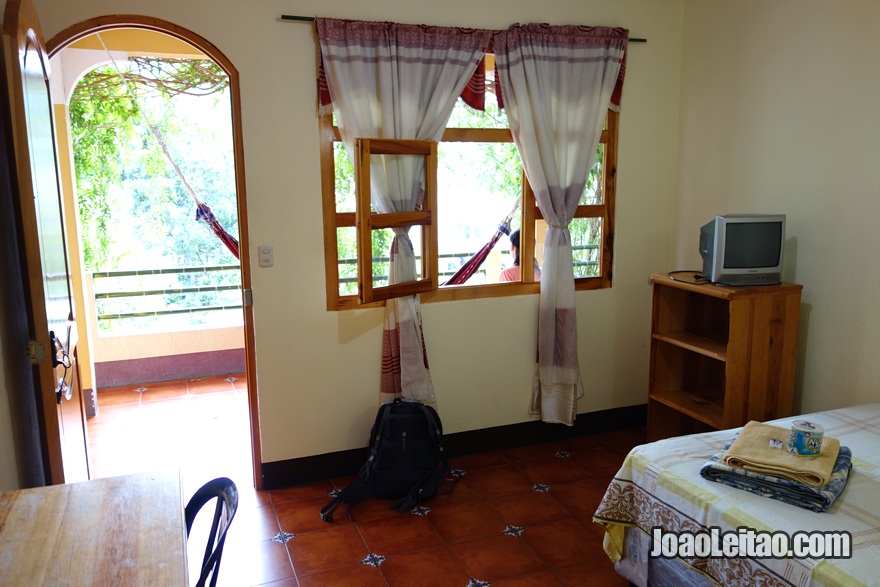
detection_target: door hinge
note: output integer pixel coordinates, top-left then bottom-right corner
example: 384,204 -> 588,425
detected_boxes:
243,288 -> 253,308
28,340 -> 45,365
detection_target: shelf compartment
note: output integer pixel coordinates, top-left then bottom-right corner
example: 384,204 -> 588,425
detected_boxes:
653,281 -> 730,347
651,331 -> 727,361
647,399 -> 717,440
649,389 -> 724,429
650,340 -> 726,429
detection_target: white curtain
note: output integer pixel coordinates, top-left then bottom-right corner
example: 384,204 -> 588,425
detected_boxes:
494,24 -> 628,425
317,18 -> 491,409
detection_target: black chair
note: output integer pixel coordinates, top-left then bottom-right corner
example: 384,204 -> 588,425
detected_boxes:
185,477 -> 239,587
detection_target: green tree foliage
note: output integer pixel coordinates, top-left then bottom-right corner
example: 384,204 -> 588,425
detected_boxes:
69,71 -> 138,271
445,98 -> 521,203
70,57 -> 239,332
69,58 -> 230,272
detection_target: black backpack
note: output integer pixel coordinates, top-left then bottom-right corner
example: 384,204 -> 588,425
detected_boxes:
320,398 -> 452,522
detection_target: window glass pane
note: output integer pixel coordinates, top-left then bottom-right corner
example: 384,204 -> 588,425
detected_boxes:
579,143 -> 605,206
534,217 -> 601,278
370,228 -> 391,289
369,227 -> 425,288
409,228 -> 423,278
571,217 -> 602,278
437,141 -> 521,286
368,153 -> 426,213
334,141 -> 356,213
446,93 -> 508,129
337,227 -> 358,296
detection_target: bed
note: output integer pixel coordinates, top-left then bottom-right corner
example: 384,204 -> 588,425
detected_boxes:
593,404 -> 880,587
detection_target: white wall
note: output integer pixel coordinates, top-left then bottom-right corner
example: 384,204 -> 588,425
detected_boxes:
674,0 -> 880,412
27,0 -> 683,465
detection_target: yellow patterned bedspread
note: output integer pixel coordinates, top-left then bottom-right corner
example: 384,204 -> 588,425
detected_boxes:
593,404 -> 880,587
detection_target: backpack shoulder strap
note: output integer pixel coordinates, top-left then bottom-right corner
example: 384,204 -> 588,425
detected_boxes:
417,404 -> 447,463
320,477 -> 373,522
389,466 -> 454,513
361,402 -> 393,481
319,494 -> 344,522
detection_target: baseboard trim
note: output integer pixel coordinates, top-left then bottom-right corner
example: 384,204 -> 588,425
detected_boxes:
260,403 -> 646,490
94,348 -> 245,387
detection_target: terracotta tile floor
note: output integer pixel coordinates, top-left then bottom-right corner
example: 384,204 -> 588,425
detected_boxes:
88,377 -> 643,586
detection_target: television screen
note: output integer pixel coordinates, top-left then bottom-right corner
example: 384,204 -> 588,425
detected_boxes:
723,222 -> 783,268
699,214 -> 785,285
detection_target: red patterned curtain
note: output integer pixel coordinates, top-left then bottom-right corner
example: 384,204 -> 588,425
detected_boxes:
318,41 -> 489,113
317,18 -> 492,409
494,24 -> 628,425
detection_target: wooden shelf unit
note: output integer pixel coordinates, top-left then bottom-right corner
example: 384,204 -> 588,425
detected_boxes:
647,273 -> 802,441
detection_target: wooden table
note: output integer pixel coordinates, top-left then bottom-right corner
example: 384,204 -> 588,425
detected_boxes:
0,470 -> 188,586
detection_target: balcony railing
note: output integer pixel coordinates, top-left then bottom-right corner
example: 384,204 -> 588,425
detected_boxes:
92,243 -> 598,330
92,264 -> 242,332
338,244 -> 599,287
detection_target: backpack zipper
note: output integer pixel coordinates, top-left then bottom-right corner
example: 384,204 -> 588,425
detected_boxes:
402,431 -> 407,450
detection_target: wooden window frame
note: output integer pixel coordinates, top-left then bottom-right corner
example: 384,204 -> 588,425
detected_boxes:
320,109 -> 618,311
355,138 -> 438,304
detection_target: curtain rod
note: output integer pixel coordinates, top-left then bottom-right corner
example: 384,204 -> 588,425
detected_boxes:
280,15 -> 647,43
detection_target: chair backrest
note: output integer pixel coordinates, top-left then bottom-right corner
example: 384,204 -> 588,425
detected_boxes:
185,477 -> 239,587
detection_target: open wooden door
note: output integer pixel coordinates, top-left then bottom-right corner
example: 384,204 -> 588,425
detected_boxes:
2,0 -> 89,485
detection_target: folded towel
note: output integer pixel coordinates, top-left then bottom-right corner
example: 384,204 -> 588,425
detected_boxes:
701,440 -> 852,512
721,421 -> 839,488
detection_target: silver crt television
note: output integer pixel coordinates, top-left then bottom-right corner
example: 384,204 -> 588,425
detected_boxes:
699,214 -> 785,285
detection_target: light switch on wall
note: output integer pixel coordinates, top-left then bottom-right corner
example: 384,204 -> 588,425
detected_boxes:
258,244 -> 274,267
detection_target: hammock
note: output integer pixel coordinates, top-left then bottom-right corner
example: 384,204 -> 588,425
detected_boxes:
443,201 -> 518,286
147,125 -> 240,260
195,202 -> 240,259
97,34 -> 240,260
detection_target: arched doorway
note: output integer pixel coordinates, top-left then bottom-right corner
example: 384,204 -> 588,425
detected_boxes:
46,17 -> 261,490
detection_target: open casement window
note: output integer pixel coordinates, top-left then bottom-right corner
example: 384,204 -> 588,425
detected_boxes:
320,108 -> 618,311
355,138 -> 438,304
543,109 -> 618,292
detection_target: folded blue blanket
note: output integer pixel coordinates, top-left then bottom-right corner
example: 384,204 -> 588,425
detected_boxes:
700,440 -> 853,512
